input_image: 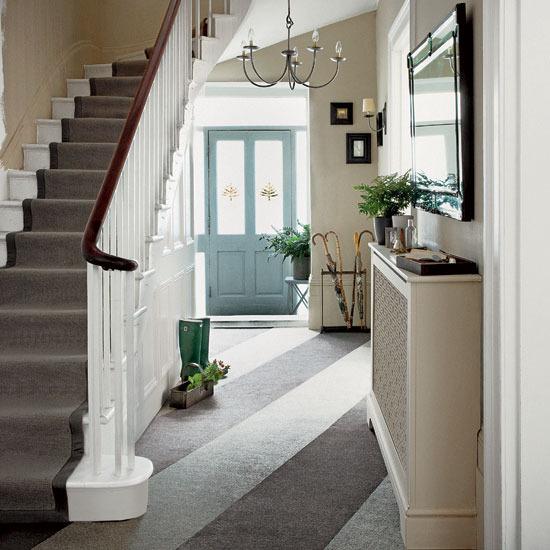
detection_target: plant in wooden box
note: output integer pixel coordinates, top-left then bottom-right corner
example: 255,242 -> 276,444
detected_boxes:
182,360 -> 231,409
171,318 -> 222,409
260,222 -> 311,280
354,172 -> 417,244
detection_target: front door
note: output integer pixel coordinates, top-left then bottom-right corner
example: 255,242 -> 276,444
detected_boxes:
206,129 -> 293,315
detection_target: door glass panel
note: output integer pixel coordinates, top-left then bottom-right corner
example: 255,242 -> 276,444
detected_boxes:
216,140 -> 245,235
255,140 -> 284,234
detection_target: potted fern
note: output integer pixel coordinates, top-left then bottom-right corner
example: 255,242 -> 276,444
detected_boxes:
261,223 -> 311,280
354,172 -> 417,245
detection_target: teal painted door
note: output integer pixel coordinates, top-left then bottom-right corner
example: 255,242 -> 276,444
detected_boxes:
207,130 -> 294,315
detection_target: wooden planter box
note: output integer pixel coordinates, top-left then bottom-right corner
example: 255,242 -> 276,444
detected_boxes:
170,381 -> 214,409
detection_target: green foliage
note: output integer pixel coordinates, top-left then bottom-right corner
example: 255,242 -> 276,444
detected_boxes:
414,172 -> 461,216
354,172 -> 417,218
260,222 -> 311,261
185,359 -> 231,392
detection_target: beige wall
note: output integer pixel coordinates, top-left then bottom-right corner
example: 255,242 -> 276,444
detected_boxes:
210,13 -> 378,329
1,0 -> 100,172
0,0 -> 168,174
377,0 -> 483,268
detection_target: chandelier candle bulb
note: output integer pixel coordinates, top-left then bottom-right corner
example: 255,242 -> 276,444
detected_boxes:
312,29 -> 320,46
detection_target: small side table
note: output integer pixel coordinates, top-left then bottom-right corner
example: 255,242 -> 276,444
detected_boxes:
285,277 -> 309,314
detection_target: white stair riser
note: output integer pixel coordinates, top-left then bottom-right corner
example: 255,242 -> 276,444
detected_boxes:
67,79 -> 91,98
36,120 -> 62,144
52,98 -> 75,119
212,15 -> 237,43
23,145 -> 50,171
200,38 -> 224,64
84,64 -> 113,78
0,203 -> 23,232
8,171 -> 37,201
0,235 -> 7,267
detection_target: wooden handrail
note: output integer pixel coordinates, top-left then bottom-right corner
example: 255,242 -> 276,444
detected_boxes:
82,0 -> 182,271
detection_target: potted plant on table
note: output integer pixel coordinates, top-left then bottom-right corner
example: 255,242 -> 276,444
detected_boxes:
260,222 -> 311,280
354,172 -> 417,245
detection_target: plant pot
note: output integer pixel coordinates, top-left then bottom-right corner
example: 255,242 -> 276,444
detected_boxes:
292,256 -> 310,280
170,381 -> 214,409
392,214 -> 413,229
373,217 -> 392,245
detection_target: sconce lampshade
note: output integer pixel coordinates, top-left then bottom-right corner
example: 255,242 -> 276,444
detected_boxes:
362,98 -> 376,116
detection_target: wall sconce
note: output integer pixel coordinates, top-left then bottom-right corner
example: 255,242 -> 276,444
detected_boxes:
362,98 -> 386,146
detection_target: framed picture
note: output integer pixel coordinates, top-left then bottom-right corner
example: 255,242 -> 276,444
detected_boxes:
330,102 -> 353,125
346,133 -> 371,164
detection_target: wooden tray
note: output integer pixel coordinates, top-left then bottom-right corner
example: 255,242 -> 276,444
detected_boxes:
396,254 -> 478,276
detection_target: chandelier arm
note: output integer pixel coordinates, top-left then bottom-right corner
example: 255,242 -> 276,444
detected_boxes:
242,58 -> 285,88
289,50 -> 318,85
292,62 -> 341,89
248,48 -> 288,84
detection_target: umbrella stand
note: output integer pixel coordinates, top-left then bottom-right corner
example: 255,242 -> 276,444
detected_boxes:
354,230 -> 374,329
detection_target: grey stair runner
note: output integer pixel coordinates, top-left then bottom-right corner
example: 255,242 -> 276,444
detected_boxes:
90,76 -> 141,97
74,96 -> 133,119
61,118 -> 125,143
0,56 -> 148,521
112,59 -> 148,76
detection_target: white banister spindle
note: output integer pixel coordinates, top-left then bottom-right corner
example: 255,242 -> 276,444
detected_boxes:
224,0 -> 229,14
195,0 -> 201,59
208,0 -> 213,37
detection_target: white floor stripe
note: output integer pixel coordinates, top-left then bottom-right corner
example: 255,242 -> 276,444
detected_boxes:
215,327 -> 317,386
37,343 -> 371,550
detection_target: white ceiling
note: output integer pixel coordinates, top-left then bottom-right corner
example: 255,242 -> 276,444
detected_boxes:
220,0 -> 378,61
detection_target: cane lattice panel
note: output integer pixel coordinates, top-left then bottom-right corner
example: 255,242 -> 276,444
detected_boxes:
373,266 -> 408,470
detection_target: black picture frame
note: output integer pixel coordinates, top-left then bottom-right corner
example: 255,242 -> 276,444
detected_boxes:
330,102 -> 354,125
346,133 -> 371,164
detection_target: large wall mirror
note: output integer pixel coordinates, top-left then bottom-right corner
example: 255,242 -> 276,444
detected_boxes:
408,3 -> 473,221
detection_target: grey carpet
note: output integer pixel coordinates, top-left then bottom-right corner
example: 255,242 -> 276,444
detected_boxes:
326,477 -> 403,549
179,400 -> 387,550
61,118 -> 124,143
137,332 -> 367,474
90,76 -> 141,97
0,63 -> 143,522
112,59 -> 148,77
37,170 -> 106,200
49,142 -> 116,170
74,96 -> 133,119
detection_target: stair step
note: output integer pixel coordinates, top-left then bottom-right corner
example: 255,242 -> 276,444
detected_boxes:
51,97 -> 75,119
7,170 -> 37,201
37,169 -> 106,200
23,144 -> 50,171
112,59 -> 148,77
0,201 -> 23,232
0,268 -> 87,308
36,119 -> 62,144
6,232 -> 84,268
84,63 -> 113,78
50,142 -> 117,170
74,96 -> 133,119
23,198 -> 94,232
90,76 -> 141,97
60,118 -> 125,143
0,308 -> 87,354
67,78 -> 91,98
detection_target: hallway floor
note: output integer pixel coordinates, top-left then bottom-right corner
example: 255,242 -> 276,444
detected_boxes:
3,328 -> 403,550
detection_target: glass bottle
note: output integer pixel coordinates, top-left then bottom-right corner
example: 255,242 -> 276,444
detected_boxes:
405,219 -> 417,249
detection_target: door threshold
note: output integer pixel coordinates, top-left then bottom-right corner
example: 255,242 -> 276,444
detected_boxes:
210,315 -> 308,329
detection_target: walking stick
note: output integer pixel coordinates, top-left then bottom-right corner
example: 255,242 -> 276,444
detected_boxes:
355,230 -> 374,329
325,231 -> 351,329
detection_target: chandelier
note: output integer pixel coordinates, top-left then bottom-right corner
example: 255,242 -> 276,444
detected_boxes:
237,0 -> 347,89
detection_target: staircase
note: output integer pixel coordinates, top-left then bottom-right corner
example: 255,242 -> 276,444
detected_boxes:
0,0 -> 251,523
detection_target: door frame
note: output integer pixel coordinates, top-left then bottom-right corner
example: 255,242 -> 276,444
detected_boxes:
483,0 -> 550,547
203,126 -> 302,315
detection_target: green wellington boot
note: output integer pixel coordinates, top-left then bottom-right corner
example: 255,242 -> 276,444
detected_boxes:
194,317 -> 211,369
178,319 -> 203,380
